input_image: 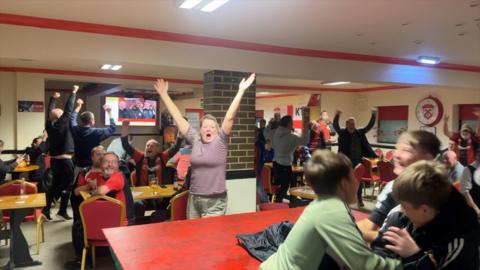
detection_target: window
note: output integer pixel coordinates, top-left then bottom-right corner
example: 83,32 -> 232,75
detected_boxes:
377,106 -> 408,143
458,104 -> 480,132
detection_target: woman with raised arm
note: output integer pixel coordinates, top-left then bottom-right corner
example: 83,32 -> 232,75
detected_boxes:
155,73 -> 255,219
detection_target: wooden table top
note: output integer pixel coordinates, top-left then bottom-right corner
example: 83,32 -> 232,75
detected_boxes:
13,165 -> 40,173
0,193 -> 46,210
80,185 -> 177,201
289,186 -> 316,200
104,207 -> 368,270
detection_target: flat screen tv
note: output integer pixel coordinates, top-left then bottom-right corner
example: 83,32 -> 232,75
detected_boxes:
104,96 -> 157,126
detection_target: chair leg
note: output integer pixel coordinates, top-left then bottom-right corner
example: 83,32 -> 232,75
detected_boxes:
81,248 -> 87,270
36,221 -> 40,255
91,245 -> 96,268
41,221 -> 45,243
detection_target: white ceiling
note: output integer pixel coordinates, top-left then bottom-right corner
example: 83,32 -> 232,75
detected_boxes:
0,0 -> 479,90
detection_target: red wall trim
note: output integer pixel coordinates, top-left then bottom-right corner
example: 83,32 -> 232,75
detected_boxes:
1,13 -> 479,73
256,94 -> 302,99
0,66 -> 412,93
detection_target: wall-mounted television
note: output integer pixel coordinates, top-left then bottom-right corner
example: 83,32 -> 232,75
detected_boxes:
104,96 -> 157,126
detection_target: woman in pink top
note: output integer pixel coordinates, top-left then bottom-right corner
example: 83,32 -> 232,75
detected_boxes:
155,73 -> 255,219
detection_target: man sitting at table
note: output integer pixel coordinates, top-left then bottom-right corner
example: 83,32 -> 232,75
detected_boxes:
120,121 -> 182,220
0,139 -> 24,183
260,150 -> 401,270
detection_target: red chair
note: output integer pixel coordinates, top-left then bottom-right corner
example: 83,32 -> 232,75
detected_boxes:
0,180 -> 44,254
169,190 -> 189,221
354,164 -> 365,184
376,160 -> 396,193
79,196 -> 125,270
385,150 -> 394,161
374,148 -> 383,159
261,165 -> 280,202
361,158 -> 380,198
256,193 -> 289,211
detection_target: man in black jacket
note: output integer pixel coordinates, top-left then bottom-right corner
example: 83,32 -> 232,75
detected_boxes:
333,108 -> 377,206
42,85 -> 78,221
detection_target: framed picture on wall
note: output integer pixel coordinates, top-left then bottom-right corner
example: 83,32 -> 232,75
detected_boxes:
420,126 -> 436,135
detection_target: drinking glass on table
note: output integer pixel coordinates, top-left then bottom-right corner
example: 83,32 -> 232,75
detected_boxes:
19,178 -> 26,196
149,175 -> 158,195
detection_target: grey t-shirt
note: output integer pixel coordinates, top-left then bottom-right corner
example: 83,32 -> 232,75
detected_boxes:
185,127 -> 229,196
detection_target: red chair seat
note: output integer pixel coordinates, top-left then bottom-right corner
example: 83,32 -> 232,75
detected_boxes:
2,209 -> 40,222
259,203 -> 289,211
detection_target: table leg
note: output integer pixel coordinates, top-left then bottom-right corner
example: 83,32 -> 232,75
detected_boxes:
8,208 -> 42,269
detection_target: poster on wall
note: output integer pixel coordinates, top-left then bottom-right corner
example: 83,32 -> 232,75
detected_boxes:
18,101 -> 44,112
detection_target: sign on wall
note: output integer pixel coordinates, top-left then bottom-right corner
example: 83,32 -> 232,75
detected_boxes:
18,101 -> 44,112
415,96 -> 443,127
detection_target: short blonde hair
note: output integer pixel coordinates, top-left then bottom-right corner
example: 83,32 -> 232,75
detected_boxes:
200,114 -> 220,131
392,160 -> 451,210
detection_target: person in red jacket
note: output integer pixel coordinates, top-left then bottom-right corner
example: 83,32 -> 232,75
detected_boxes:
443,114 -> 480,166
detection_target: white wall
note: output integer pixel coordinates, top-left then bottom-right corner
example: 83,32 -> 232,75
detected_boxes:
226,178 -> 256,214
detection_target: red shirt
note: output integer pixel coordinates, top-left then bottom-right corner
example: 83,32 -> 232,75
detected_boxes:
77,170 -> 105,187
103,172 -> 126,208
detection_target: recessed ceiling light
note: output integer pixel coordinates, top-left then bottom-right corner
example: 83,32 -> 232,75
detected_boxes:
111,65 -> 122,71
417,56 -> 441,65
179,0 -> 203,9
101,64 -> 112,70
322,81 -> 351,86
201,0 -> 229,12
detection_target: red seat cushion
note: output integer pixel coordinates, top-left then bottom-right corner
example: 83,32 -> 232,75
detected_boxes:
259,203 -> 289,211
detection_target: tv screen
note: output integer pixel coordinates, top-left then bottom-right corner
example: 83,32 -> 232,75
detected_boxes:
104,96 -> 157,126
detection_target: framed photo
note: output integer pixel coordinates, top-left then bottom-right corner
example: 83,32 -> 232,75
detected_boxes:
420,126 -> 436,135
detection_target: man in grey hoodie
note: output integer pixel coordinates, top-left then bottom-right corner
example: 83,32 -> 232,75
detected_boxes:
266,114 -> 310,202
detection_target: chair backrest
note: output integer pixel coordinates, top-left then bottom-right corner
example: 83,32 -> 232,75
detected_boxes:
0,180 -> 37,196
361,158 -> 373,179
374,148 -> 383,158
385,150 -> 394,161
377,160 -> 396,183
79,196 -> 125,245
261,165 -> 273,193
169,190 -> 189,221
354,164 -> 365,183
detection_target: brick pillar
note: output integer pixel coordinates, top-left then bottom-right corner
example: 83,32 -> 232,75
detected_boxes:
203,70 -> 256,178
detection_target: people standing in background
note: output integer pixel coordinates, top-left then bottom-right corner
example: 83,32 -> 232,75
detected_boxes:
155,73 -> 256,219
265,113 -> 310,203
0,139 -> 24,184
264,113 -> 281,140
443,114 -> 480,166
71,98 -> 116,173
442,150 -> 464,184
460,149 -> 480,217
43,86 -> 78,221
24,131 -> 48,183
333,108 -> 377,207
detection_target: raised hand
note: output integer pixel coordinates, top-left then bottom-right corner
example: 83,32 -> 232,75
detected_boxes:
76,98 -> 84,106
335,109 -> 343,115
103,104 -> 112,113
383,226 -> 420,258
154,79 -> 169,96
239,73 -> 256,91
53,92 -> 61,99
72,85 -> 80,93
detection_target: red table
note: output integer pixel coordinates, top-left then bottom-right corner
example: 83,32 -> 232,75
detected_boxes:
104,207 -> 368,270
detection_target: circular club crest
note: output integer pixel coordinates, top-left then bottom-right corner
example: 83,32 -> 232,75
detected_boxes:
415,96 -> 443,127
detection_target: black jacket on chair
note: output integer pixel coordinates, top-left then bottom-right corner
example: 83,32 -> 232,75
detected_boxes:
333,111 -> 377,160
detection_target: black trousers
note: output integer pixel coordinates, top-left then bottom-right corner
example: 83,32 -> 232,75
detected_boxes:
273,162 -> 295,203
44,158 -> 74,214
